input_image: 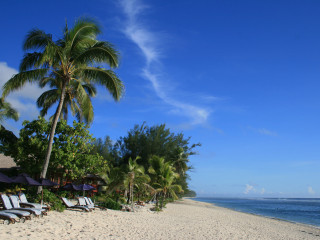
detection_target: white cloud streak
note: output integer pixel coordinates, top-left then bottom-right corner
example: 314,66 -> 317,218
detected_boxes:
247,126 -> 278,136
119,0 -> 210,125
257,128 -> 278,136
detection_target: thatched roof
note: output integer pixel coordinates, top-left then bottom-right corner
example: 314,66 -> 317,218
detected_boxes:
0,154 -> 17,169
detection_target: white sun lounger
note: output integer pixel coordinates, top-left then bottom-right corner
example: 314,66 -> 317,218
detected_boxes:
61,197 -> 91,212
84,197 -> 106,210
0,195 -> 31,220
19,193 -> 49,210
6,195 -> 44,217
0,211 -> 21,224
78,197 -> 95,210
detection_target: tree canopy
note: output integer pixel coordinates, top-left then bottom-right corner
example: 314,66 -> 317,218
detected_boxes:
4,117 -> 108,180
1,18 -> 124,180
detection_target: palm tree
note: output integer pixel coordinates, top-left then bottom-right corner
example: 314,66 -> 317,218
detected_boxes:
0,99 -> 19,126
123,157 -> 150,211
148,155 -> 183,209
2,18 -> 124,180
37,77 -> 96,123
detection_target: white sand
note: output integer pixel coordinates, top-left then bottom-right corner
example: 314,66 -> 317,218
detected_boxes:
1,198 -> 319,240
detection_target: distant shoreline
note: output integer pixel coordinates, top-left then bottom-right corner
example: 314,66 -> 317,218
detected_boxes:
186,198 -> 320,230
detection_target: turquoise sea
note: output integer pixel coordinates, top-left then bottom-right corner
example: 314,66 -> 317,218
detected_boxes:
194,197 -> 320,227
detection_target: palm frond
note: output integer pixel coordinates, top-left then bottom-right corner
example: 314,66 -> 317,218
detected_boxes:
37,89 -> 59,108
0,99 -> 19,122
67,18 -> 101,52
75,83 -> 94,123
23,29 -> 52,51
74,41 -> 119,68
82,83 -> 97,97
19,52 -> 44,71
2,69 -> 49,98
77,67 -> 124,101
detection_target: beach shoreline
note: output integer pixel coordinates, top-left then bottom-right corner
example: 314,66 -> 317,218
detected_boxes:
1,198 -> 320,239
186,198 -> 320,230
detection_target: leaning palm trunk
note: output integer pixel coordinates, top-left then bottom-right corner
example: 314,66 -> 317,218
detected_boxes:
38,84 -> 67,193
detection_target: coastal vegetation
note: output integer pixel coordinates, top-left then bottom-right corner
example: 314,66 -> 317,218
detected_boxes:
1,18 -> 124,182
0,17 -> 198,212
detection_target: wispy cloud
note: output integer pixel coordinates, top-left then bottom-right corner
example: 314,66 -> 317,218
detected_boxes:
119,0 -> 211,125
247,126 -> 278,136
257,128 -> 277,136
308,186 -> 315,195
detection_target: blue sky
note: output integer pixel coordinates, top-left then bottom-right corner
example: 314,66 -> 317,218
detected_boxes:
1,0 -> 320,197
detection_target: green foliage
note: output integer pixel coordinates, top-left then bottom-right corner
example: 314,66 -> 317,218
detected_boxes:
92,193 -> 122,210
114,123 -> 200,194
5,117 -> 108,180
0,125 -> 18,154
183,190 -> 197,197
92,136 -> 118,165
0,99 -> 19,123
99,197 -> 122,210
4,186 -> 26,194
34,189 -> 65,212
51,120 -> 109,180
148,155 -> 183,208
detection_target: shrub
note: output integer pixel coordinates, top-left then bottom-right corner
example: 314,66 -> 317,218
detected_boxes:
34,189 -> 65,212
99,197 -> 122,210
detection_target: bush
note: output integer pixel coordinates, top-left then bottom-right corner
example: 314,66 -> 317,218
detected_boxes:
99,197 -> 122,210
34,189 -> 65,212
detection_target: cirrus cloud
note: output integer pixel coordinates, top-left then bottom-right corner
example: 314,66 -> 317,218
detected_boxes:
119,0 -> 212,126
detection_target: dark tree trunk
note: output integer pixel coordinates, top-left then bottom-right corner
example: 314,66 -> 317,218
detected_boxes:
37,82 -> 67,193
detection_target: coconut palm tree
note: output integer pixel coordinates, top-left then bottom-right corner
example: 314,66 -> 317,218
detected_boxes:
0,99 -> 19,125
148,155 -> 183,209
123,157 -> 150,211
2,18 -> 124,180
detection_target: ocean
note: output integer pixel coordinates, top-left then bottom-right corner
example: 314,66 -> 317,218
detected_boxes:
194,197 -> 320,227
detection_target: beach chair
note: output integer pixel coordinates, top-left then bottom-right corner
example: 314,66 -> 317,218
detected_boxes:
77,197 -> 95,210
19,193 -> 50,210
0,195 -> 31,220
84,197 -> 106,210
7,195 -> 45,217
0,211 -> 21,224
61,197 -> 91,212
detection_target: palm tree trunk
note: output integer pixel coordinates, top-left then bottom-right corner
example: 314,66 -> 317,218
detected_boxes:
131,183 -> 134,212
37,82 -> 67,193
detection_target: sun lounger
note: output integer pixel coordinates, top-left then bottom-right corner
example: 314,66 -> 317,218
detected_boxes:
77,197 -> 95,210
61,197 -> 91,212
0,211 -> 21,224
84,197 -> 106,210
0,195 -> 31,220
19,193 -> 50,210
10,195 -> 47,216
3,195 -> 44,217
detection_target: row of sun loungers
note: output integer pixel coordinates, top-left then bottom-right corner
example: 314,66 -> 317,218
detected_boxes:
0,194 -> 104,224
61,197 -> 105,211
0,194 -> 49,225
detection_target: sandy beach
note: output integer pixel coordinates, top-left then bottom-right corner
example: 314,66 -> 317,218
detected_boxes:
1,198 -> 319,240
